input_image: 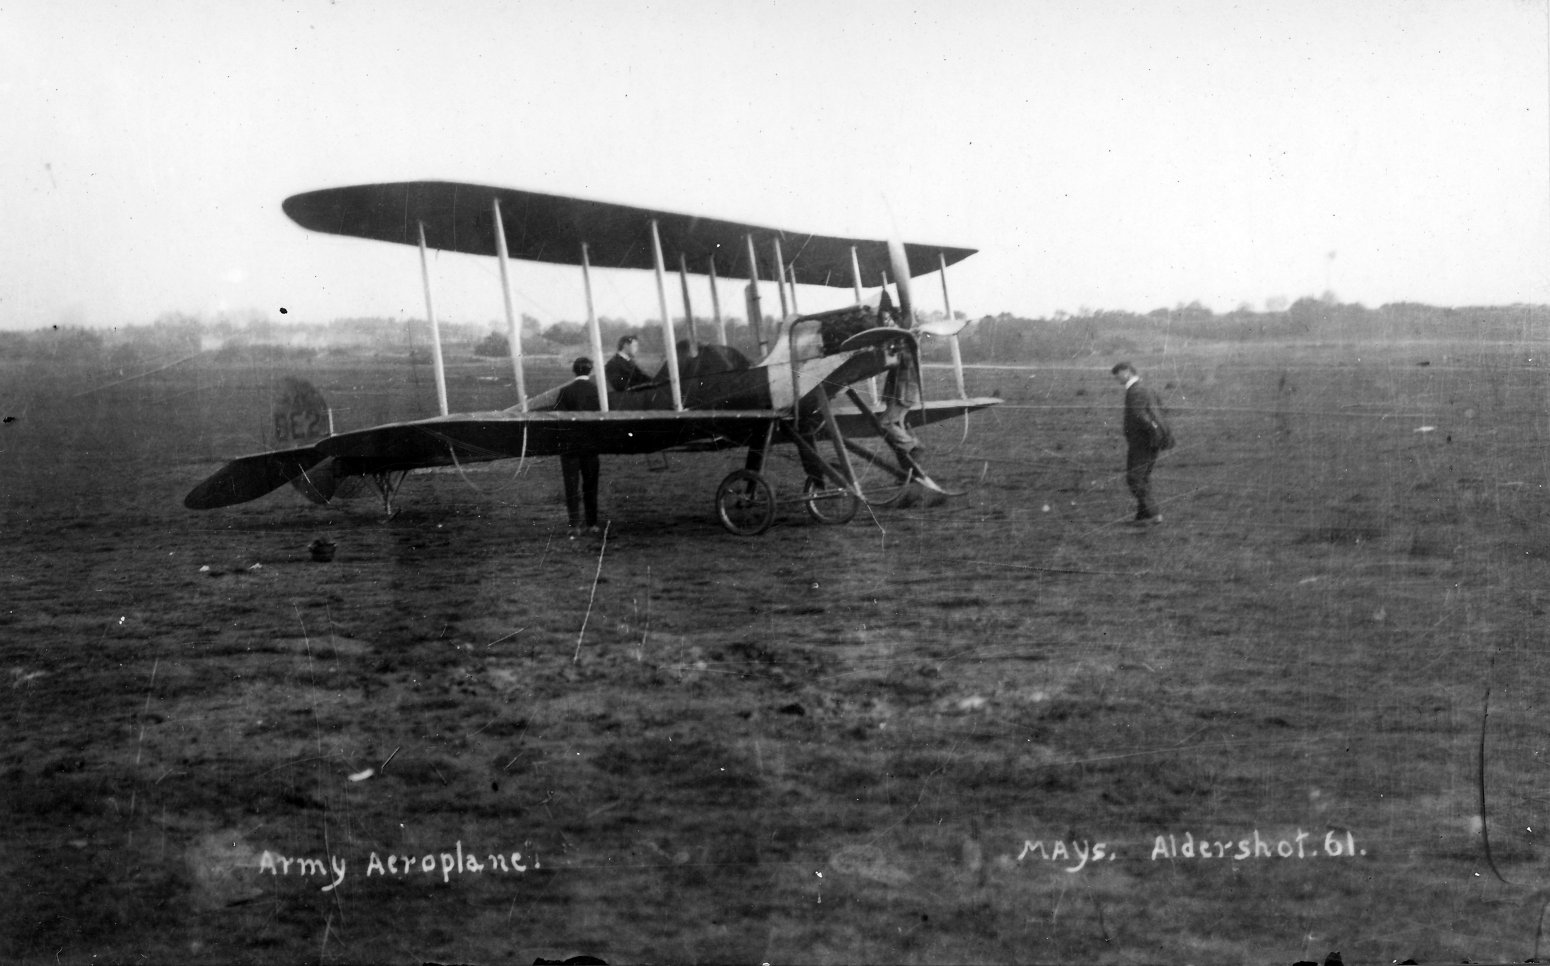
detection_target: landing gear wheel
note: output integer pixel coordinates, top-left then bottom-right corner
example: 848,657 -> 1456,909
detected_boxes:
803,477 -> 860,525
863,465 -> 917,508
715,469 -> 776,536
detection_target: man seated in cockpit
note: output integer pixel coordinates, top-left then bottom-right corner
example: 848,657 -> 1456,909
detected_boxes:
605,335 -> 652,395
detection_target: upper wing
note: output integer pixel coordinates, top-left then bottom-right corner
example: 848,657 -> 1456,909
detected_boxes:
282,181 -> 975,286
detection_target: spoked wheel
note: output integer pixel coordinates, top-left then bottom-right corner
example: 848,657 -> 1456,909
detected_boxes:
802,476 -> 860,525
832,436 -> 918,507
854,447 -> 918,507
715,469 -> 776,536
861,467 -> 917,507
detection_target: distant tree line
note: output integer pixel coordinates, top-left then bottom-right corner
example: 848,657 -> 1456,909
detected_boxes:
5,300 -> 1548,368
939,299 -> 1550,364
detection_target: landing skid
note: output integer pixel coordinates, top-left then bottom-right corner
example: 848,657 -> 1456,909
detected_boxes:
841,388 -> 967,498
839,437 -> 917,507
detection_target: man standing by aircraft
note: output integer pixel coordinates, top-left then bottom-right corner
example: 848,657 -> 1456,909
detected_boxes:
1111,361 -> 1173,525
881,339 -> 924,458
605,335 -> 651,395
556,357 -> 603,536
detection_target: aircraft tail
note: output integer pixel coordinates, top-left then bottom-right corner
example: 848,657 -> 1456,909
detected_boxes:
183,377 -> 341,510
271,376 -> 332,447
271,377 -> 354,504
183,445 -> 329,509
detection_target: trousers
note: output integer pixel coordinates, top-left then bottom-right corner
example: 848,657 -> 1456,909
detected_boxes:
561,453 -> 599,527
1125,443 -> 1160,520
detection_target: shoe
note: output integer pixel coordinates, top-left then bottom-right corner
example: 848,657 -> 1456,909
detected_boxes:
567,526 -> 580,540
586,525 -> 601,535
1146,514 -> 1163,526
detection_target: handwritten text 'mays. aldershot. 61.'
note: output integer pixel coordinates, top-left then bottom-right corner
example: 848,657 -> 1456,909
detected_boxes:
1017,829 -> 1365,873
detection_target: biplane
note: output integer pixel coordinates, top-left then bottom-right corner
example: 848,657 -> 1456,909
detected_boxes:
184,181 -> 1001,534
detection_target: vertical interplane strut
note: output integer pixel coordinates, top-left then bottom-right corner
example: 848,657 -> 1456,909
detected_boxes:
580,242 -> 611,412
649,219 -> 684,410
707,257 -> 727,346
677,253 -> 699,358
940,252 -> 966,399
416,221 -> 449,417
771,237 -> 789,319
491,200 -> 528,411
743,232 -> 765,353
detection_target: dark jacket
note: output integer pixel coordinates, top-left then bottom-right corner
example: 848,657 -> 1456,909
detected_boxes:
1123,380 -> 1173,451
605,354 -> 651,394
556,376 -> 601,413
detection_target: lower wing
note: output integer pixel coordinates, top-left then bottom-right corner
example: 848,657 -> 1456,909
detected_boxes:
829,397 -> 1003,437
184,402 -> 1000,510
184,410 -> 781,509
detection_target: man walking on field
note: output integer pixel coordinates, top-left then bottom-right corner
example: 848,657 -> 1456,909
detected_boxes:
1111,361 -> 1173,524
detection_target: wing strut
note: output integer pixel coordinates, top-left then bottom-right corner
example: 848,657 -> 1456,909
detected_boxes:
814,387 -> 862,497
416,221 -> 450,416
492,200 -> 528,411
649,219 -> 684,410
771,237 -> 789,319
677,254 -> 699,358
940,251 -> 966,399
744,233 -> 766,354
580,243 -> 611,412
852,245 -> 880,405
707,257 -> 727,346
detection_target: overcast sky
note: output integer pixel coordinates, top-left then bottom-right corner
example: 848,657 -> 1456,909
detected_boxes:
4,0 -> 1547,332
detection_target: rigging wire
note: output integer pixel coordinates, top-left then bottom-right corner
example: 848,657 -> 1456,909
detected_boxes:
441,425 -> 534,501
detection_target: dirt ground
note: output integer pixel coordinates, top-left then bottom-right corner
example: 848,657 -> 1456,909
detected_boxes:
5,335 -> 1550,964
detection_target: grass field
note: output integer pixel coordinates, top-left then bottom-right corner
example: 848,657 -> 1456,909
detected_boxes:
4,332 -> 1550,963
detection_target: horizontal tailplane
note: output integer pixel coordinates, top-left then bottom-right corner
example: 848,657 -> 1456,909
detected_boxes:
184,446 -> 327,509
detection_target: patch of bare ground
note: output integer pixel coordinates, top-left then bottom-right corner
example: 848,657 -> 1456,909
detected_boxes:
6,344 -> 1550,962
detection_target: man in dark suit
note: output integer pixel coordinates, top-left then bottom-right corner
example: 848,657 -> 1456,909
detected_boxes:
555,357 -> 603,536
1111,361 -> 1173,524
604,335 -> 651,395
